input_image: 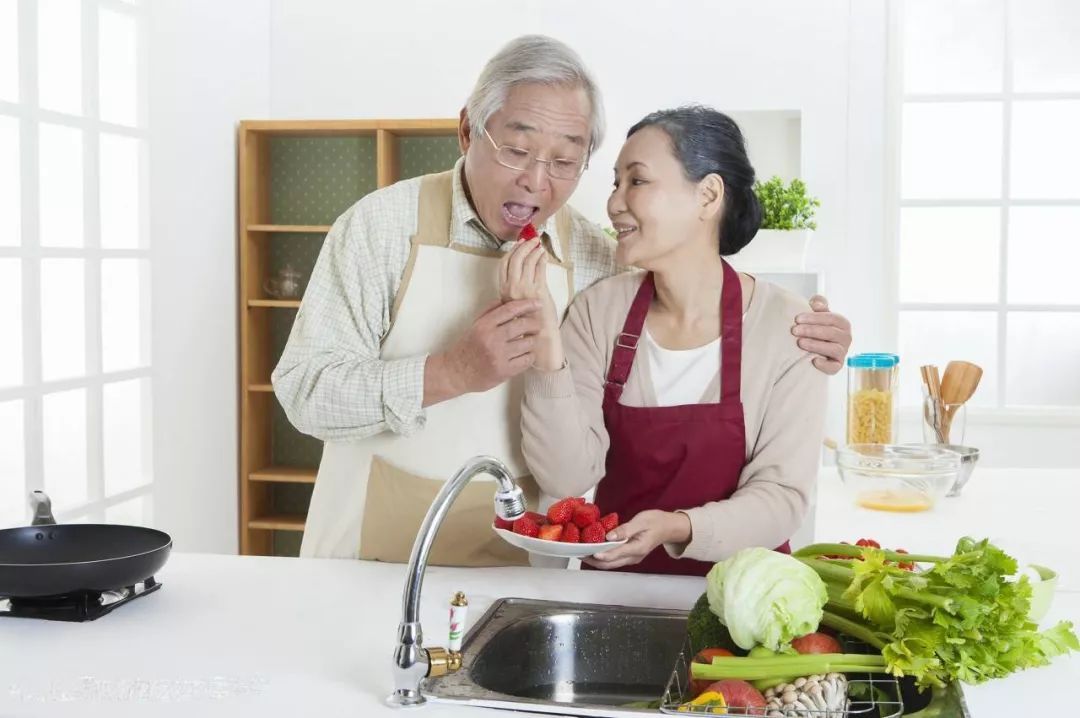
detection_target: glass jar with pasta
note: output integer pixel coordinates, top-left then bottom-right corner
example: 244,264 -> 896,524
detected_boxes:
846,353 -> 899,445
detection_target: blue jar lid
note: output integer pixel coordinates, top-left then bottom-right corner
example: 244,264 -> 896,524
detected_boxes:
847,353 -> 899,369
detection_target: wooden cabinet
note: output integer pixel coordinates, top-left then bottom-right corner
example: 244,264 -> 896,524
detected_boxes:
237,119 -> 460,555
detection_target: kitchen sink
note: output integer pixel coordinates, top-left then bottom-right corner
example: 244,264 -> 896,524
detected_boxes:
469,599 -> 684,704
424,598 -> 684,715
422,598 -> 971,717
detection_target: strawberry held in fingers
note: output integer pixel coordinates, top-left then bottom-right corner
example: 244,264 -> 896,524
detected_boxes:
518,223 -> 538,241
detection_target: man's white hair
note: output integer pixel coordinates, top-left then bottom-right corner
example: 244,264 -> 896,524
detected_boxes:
466,35 -> 605,152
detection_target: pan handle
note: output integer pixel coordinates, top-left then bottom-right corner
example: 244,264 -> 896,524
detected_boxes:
29,491 -> 57,526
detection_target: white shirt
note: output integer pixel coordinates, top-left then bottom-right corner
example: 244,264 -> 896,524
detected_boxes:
642,328 -> 721,407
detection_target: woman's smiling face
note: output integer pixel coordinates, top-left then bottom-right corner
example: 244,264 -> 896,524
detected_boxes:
607,125 -> 713,271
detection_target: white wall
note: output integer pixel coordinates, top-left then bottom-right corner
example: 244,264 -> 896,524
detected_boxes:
148,0 -> 271,553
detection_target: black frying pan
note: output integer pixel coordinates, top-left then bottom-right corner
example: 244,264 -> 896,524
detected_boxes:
0,492 -> 172,598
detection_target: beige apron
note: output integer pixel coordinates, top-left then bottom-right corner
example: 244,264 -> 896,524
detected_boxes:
299,170 -> 574,564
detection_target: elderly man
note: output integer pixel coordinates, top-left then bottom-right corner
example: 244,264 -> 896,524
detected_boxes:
272,35 -> 852,563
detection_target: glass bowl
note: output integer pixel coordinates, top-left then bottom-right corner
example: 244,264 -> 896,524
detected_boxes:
837,444 -> 962,512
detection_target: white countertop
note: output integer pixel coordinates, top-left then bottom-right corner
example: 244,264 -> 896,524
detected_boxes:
1,467 -> 1076,717
813,467 -> 1079,591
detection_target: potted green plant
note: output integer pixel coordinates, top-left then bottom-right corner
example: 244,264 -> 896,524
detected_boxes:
731,176 -> 820,271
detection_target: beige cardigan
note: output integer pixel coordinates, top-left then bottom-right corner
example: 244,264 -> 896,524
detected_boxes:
521,270 -> 828,563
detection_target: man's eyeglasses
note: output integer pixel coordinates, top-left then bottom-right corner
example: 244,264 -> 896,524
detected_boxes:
483,126 -> 589,180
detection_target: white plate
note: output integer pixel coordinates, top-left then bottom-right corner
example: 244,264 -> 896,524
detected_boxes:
493,527 -> 626,558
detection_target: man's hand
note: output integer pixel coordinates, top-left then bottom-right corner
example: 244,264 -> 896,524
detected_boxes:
793,295 -> 852,376
423,299 -> 542,407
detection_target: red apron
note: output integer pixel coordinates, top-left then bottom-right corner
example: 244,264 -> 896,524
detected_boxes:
589,260 -> 790,577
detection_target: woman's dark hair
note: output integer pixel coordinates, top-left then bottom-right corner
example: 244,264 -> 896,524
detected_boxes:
627,105 -> 762,255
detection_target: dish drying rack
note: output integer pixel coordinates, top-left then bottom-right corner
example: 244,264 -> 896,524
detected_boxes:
658,634 -> 904,718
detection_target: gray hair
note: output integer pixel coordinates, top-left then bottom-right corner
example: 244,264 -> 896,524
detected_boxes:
466,35 -> 606,152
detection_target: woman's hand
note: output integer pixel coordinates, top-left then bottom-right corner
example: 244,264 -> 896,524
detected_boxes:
582,510 -> 692,570
499,238 -> 564,372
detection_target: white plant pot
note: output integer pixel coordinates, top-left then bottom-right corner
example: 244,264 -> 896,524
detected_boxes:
729,229 -> 812,272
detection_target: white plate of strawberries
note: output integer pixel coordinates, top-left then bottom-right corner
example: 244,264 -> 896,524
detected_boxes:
492,497 -> 626,558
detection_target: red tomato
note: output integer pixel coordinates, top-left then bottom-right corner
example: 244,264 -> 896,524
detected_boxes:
791,632 -> 843,654
690,648 -> 734,696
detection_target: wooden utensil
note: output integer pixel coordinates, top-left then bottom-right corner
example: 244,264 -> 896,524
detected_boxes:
928,365 -> 942,400
939,360 -> 983,442
940,360 -> 983,406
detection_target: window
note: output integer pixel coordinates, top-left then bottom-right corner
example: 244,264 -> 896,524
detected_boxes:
0,0 -> 151,528
893,0 -> 1080,410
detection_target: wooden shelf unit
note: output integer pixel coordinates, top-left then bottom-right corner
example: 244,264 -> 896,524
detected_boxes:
237,118 -> 460,556
246,224 -> 333,233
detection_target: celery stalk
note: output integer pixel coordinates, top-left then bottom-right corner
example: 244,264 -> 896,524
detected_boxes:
794,542 -> 945,564
689,653 -> 888,682
819,611 -> 889,650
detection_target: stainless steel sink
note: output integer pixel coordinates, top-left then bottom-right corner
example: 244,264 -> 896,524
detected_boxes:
423,598 -> 971,717
424,598 -> 684,715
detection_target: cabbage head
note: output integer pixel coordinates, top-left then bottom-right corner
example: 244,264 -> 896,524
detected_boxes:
705,547 -> 827,651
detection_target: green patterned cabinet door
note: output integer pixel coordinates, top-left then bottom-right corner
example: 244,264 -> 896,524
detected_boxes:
400,136 -> 462,180
269,136 -> 378,225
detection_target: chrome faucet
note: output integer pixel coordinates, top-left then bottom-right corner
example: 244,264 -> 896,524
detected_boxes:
386,456 -> 526,708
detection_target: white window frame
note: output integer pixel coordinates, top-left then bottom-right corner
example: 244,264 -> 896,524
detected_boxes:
0,0 -> 153,524
885,0 -> 1080,423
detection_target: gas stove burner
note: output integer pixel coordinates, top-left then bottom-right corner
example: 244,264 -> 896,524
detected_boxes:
0,577 -> 161,622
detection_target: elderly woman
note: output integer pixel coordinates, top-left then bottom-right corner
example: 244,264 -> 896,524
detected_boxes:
505,106 -> 829,575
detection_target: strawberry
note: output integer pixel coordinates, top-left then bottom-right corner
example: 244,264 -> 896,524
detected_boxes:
566,496 -> 587,506
512,516 -> 540,538
560,523 -> 580,543
518,223 -> 538,241
599,512 -> 619,532
493,516 -> 514,530
581,521 -> 606,543
523,511 -> 548,526
537,524 -> 563,542
572,503 -> 601,529
546,500 -> 574,525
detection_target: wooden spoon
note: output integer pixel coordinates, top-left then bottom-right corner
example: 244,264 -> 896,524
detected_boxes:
940,361 -> 983,442
940,360 -> 983,406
